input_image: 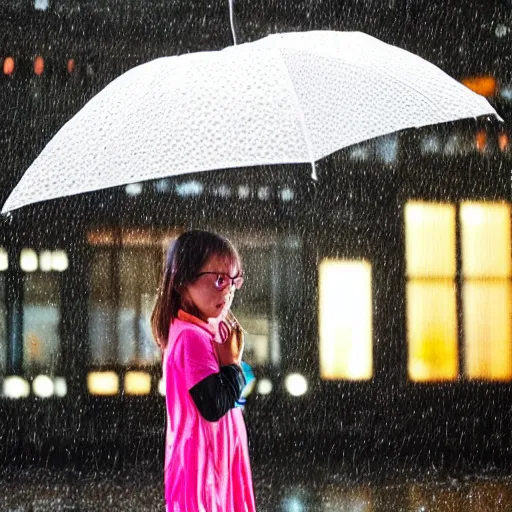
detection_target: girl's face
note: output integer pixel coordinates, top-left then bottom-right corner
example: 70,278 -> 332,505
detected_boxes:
182,253 -> 241,321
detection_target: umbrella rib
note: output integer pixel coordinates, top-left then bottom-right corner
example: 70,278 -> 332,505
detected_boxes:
277,53 -> 317,181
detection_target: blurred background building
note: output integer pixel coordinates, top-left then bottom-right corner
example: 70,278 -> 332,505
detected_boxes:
0,0 -> 510,472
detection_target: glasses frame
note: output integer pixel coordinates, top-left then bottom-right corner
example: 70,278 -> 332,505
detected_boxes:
195,271 -> 244,290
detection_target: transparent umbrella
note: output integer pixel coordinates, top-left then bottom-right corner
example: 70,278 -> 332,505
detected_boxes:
1,30 -> 501,213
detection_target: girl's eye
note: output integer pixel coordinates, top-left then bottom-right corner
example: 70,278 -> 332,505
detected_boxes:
215,275 -> 226,287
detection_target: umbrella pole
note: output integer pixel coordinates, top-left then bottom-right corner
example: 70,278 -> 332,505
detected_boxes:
228,0 -> 237,46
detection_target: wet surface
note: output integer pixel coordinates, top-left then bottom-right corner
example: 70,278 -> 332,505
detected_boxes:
1,459 -> 512,511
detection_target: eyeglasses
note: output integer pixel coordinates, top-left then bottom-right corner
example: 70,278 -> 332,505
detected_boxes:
196,272 -> 244,291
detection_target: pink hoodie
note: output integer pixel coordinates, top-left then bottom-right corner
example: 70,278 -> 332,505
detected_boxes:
163,311 -> 256,512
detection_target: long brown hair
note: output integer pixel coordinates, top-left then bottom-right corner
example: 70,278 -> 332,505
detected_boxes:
151,230 -> 242,348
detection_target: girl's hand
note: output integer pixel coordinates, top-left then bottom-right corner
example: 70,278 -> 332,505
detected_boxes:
215,314 -> 244,366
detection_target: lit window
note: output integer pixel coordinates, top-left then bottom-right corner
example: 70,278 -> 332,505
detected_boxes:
20,249 -> 38,272
3,57 -> 15,76
498,133 -> 509,152
280,187 -> 294,202
376,134 -> 398,165
285,373 -> 308,396
33,56 -> 44,76
461,202 -> 512,381
87,372 -> 119,395
125,183 -> 143,196
51,250 -> 68,271
23,272 -> 61,375
125,371 -> 151,395
237,185 -> 250,199
158,378 -> 165,396
405,202 -> 458,381
67,58 -> 76,74
34,0 -> 49,10
319,259 -> 373,380
0,248 -> 8,271
32,374 -> 54,398
53,377 -> 67,397
256,378 -> 272,395
257,186 -> 270,200
39,250 -> 53,272
3,376 -> 30,398
420,134 -> 441,155
475,130 -> 487,152
175,181 -> 203,197
213,184 -> 231,198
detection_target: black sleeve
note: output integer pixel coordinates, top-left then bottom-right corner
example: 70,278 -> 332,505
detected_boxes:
189,365 -> 246,422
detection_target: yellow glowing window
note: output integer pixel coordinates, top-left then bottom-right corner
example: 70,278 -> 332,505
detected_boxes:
461,202 -> 512,381
405,202 -> 456,278
405,202 -> 458,382
87,371 -> 119,395
407,281 -> 458,381
319,259 -> 373,380
125,371 -> 152,395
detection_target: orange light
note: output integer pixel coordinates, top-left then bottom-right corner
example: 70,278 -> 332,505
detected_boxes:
498,133 -> 509,152
67,58 -> 76,74
461,76 -> 497,97
33,56 -> 44,76
3,57 -> 15,75
475,130 -> 487,152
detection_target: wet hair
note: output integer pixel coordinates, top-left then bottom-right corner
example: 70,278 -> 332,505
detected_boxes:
151,230 -> 242,349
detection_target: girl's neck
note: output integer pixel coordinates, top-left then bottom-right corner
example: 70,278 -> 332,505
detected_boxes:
177,309 -> 214,335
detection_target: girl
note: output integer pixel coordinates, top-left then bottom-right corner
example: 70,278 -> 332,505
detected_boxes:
151,230 -> 256,512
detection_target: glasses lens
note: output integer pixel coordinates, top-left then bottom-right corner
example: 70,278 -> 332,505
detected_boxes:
214,274 -> 228,290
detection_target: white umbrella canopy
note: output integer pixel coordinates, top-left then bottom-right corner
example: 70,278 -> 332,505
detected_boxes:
2,30 -> 501,213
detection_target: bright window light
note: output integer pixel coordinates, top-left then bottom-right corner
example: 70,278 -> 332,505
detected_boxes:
464,282 -> 512,381
405,202 -> 456,278
238,185 -> 250,199
87,371 -> 119,395
34,0 -> 49,10
3,376 -> 30,398
39,250 -> 53,271
407,281 -> 458,381
257,186 -> 270,200
125,183 -> 143,196
52,250 -> 69,271
213,185 -> 231,198
33,56 -> 44,76
54,377 -> 67,397
460,202 -> 511,278
33,375 -> 54,398
280,187 -> 295,202
158,378 -> 165,396
125,371 -> 151,395
319,260 -> 373,380
0,248 -> 8,271
285,373 -> 308,397
20,249 -> 38,272
461,202 -> 512,381
256,378 -> 273,395
406,201 -> 458,382
175,181 -> 203,197
3,57 -> 15,76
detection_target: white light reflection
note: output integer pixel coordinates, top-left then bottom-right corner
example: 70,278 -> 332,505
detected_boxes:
54,377 -> 67,397
33,375 -> 54,398
0,248 -> 8,271
20,249 -> 38,272
285,373 -> 308,397
176,181 -> 203,197
125,183 -> 143,196
257,378 -> 272,395
3,376 -> 30,398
